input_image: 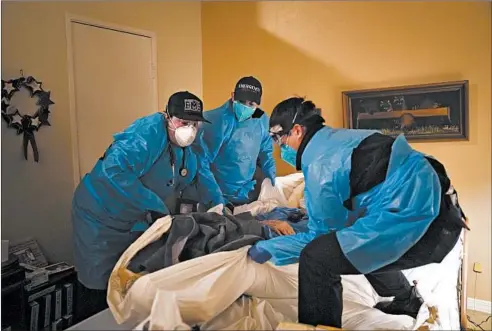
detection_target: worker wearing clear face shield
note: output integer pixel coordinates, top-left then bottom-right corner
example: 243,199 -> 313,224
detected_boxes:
71,91 -> 210,320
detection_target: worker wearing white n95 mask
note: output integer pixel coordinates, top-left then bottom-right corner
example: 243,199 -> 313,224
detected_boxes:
193,76 -> 276,211
71,91 -> 210,320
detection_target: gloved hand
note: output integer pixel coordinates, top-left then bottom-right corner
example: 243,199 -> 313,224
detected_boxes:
133,210 -> 168,233
224,203 -> 235,216
146,210 -> 168,224
248,245 -> 272,264
226,202 -> 235,212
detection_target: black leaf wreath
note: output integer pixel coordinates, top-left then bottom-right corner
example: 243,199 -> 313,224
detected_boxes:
2,71 -> 54,162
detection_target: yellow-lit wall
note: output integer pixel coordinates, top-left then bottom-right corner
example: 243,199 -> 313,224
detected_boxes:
1,1 -> 203,263
2,0 -> 491,302
202,2 -> 491,300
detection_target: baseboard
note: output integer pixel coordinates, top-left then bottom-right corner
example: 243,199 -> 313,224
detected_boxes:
467,297 -> 492,314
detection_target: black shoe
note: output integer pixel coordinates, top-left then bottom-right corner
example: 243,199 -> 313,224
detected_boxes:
374,286 -> 424,319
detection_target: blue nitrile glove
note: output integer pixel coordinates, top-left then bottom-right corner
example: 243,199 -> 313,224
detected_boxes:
248,244 -> 272,264
131,210 -> 168,233
224,203 -> 235,216
226,203 -> 235,213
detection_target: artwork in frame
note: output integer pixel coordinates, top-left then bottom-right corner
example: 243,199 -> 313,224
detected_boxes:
342,80 -> 469,141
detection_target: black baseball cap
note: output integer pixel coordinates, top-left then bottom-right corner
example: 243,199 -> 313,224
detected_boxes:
167,91 -> 210,123
234,76 -> 262,105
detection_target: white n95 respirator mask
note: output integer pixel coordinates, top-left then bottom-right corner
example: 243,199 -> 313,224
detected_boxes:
174,125 -> 197,147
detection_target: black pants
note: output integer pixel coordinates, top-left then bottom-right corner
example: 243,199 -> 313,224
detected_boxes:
75,281 -> 108,324
298,153 -> 467,328
250,165 -> 266,202
298,216 -> 462,328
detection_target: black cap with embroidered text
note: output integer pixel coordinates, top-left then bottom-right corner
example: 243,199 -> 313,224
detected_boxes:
234,76 -> 262,105
167,91 -> 210,123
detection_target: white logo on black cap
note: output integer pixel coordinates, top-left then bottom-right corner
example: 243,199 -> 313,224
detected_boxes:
184,99 -> 201,113
238,83 -> 261,93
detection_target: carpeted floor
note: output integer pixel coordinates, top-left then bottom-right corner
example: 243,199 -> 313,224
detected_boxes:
467,310 -> 492,330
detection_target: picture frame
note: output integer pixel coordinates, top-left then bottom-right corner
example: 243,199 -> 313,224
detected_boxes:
342,81 -> 469,141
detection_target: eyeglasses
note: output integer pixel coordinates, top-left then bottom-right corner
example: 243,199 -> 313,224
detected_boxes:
270,108 -> 300,146
270,133 -> 285,146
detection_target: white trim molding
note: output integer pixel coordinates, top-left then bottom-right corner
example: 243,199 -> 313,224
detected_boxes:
467,297 -> 492,314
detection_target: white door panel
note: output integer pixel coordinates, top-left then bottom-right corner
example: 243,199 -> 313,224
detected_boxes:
70,21 -> 156,178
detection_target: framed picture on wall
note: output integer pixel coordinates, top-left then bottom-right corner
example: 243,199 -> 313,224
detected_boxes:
342,80 -> 469,141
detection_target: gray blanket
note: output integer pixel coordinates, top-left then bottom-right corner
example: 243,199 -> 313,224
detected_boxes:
128,212 -> 264,273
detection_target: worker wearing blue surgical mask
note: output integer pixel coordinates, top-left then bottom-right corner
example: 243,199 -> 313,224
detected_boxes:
193,76 -> 276,211
249,97 -> 468,329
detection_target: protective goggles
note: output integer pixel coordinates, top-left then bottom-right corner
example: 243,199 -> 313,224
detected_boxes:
269,110 -> 300,146
270,132 -> 286,146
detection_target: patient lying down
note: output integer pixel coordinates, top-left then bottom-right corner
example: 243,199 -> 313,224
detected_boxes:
127,207 -> 308,274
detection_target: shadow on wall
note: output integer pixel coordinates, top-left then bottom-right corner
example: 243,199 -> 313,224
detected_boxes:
202,2 -> 479,159
202,0 -> 491,302
202,2 -> 358,176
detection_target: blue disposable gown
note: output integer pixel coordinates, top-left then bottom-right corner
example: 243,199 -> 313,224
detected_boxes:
71,113 -> 199,290
193,101 -> 276,207
254,127 -> 441,274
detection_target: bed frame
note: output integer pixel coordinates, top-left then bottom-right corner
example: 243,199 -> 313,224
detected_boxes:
459,218 -> 470,330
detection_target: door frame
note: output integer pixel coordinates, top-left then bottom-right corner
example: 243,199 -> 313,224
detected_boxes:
65,13 -> 158,189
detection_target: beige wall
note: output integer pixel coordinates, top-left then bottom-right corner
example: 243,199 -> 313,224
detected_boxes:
1,1 -> 203,263
202,1 -> 491,300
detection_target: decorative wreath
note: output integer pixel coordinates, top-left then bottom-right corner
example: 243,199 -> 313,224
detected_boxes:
2,71 -> 54,162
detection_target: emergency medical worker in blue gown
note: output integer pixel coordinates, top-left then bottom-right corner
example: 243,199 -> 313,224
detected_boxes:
71,91 -> 210,321
248,97 -> 468,328
193,76 -> 276,211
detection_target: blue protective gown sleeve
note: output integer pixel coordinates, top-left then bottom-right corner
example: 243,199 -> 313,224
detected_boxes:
255,132 -> 441,273
99,120 -> 169,217
257,114 -> 276,184
194,111 -> 228,207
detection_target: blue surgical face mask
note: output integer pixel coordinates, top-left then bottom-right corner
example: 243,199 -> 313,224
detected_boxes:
280,143 -> 297,168
233,101 -> 255,122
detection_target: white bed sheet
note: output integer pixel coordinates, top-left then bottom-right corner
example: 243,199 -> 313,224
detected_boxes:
132,237 -> 462,331
105,175 -> 463,331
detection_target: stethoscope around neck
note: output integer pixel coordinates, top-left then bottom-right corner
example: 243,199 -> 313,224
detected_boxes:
164,109 -> 189,187
167,144 -> 188,187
